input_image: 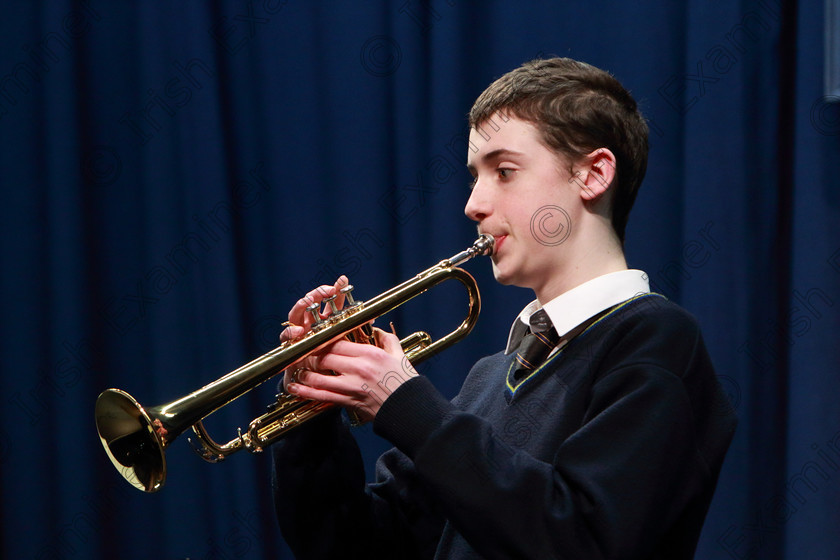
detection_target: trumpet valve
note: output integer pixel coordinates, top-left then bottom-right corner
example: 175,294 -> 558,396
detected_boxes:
306,302 -> 323,327
340,284 -> 357,306
324,294 -> 340,315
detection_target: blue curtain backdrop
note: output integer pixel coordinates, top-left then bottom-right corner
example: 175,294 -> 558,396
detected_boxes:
1,1 -> 838,558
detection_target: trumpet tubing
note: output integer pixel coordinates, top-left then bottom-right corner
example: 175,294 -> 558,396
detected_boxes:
94,234 -> 494,492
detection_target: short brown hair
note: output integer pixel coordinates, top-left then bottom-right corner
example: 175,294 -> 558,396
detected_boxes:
469,57 -> 648,243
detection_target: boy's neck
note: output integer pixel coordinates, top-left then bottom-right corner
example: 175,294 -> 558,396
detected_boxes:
535,224 -> 627,305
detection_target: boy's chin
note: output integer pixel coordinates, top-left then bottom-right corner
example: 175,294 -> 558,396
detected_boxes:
490,263 -> 518,287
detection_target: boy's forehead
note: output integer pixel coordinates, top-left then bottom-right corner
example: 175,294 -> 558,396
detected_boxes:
466,116 -> 540,162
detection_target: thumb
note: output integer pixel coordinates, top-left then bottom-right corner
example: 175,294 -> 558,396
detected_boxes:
373,327 -> 403,355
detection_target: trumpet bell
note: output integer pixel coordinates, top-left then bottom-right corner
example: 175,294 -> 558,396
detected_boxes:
95,389 -> 166,492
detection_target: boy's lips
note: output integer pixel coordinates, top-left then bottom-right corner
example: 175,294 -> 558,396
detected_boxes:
490,234 -> 507,254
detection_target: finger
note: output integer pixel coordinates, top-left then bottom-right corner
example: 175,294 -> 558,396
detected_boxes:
286,382 -> 352,407
286,370 -> 357,401
315,343 -> 413,390
299,370 -> 354,392
283,366 -> 300,390
372,327 -> 403,356
332,275 -> 349,310
288,284 -> 340,328
279,324 -> 306,343
283,364 -> 321,391
314,351 -> 365,380
371,328 -> 417,378
320,275 -> 351,318
310,334 -> 371,363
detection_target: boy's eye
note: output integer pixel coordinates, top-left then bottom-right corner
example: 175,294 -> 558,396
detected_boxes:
468,167 -> 515,190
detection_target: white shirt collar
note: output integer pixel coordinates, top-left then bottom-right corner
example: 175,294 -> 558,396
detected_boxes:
505,269 -> 651,354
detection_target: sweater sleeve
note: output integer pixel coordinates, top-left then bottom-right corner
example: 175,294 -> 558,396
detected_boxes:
271,407 -> 445,560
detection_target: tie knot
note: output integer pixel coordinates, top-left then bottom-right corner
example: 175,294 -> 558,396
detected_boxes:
513,315 -> 559,379
528,308 -> 552,332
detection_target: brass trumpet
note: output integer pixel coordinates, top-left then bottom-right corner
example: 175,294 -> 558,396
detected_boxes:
95,234 -> 494,492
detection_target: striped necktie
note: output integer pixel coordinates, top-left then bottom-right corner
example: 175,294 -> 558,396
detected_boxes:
513,310 -> 560,380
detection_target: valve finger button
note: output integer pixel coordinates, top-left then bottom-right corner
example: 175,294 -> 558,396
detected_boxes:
340,285 -> 356,306
306,302 -> 322,326
324,295 -> 340,315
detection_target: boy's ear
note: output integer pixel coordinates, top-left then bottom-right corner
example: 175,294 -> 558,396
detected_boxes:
574,148 -> 617,201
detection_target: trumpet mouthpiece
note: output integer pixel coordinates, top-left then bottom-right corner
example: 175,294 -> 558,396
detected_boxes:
475,233 -> 495,257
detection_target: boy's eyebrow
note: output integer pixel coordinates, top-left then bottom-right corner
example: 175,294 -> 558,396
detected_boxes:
466,148 -> 526,173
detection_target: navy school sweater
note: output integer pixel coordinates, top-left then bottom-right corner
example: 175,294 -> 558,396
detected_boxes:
272,293 -> 738,559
